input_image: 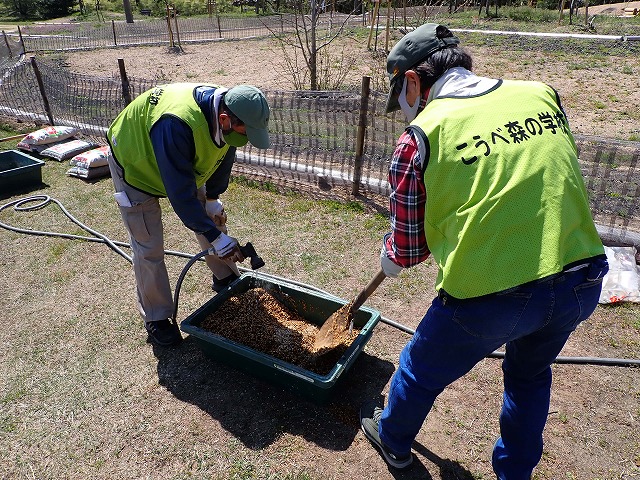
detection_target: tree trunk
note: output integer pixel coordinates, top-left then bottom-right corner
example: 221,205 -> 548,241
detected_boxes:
122,0 -> 134,23
310,0 -> 318,90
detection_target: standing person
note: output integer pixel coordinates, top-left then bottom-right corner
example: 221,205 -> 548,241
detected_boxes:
106,83 -> 270,347
359,24 -> 608,478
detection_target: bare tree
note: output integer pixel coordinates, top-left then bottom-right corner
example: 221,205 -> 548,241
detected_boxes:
269,1 -> 356,90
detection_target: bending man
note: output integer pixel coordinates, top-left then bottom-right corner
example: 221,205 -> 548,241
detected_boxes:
106,83 -> 270,347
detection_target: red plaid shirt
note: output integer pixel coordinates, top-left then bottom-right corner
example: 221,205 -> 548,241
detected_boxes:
384,128 -> 431,267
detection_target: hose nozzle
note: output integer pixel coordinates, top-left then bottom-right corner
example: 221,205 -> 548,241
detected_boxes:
239,242 -> 265,270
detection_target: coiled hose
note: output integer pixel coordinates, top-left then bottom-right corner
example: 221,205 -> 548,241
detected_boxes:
2,194 -> 638,368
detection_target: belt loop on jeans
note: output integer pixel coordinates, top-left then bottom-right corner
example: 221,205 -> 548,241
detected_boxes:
438,289 -> 448,305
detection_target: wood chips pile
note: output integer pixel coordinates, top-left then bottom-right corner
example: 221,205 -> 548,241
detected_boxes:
200,287 -> 360,375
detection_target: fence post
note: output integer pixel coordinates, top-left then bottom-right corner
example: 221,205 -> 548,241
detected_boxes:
352,76 -> 371,196
112,20 -> 117,46
17,25 -> 25,55
118,58 -> 132,106
30,56 -> 55,126
2,31 -> 12,57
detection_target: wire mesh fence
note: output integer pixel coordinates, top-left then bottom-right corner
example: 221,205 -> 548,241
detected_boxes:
0,55 -> 405,198
0,39 -> 638,239
8,14 -> 365,53
238,88 -> 400,197
576,135 -> 640,244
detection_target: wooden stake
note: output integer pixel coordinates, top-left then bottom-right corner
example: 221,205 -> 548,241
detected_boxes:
30,56 -> 55,126
367,0 -> 380,50
2,31 -> 12,58
166,4 -> 175,48
584,0 -> 589,25
17,25 -> 25,55
352,76 -> 371,196
385,0 -> 390,52
173,12 -> 184,51
118,58 -> 132,106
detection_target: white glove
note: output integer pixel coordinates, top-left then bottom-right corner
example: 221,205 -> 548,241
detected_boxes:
380,235 -> 403,278
206,199 -> 228,233
211,232 -> 238,258
205,199 -> 224,218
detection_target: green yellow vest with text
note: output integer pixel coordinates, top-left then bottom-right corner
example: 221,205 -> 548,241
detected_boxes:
107,83 -> 228,196
411,79 -> 604,298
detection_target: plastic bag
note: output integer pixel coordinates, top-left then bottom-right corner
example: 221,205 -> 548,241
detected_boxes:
598,246 -> 640,304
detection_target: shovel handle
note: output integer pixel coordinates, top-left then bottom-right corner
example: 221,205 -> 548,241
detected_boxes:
350,269 -> 386,313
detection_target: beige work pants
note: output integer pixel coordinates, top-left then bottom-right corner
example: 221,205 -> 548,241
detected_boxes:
107,154 -> 236,323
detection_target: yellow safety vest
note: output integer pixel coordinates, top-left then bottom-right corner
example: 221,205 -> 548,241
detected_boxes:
107,83 -> 229,196
410,79 -> 604,298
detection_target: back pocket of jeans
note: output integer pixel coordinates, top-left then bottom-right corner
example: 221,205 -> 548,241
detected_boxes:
574,278 -> 603,323
451,291 -> 532,340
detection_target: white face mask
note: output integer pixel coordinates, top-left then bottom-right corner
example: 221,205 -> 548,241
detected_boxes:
398,76 -> 420,122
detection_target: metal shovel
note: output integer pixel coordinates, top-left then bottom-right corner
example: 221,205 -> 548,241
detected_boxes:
312,269 -> 386,352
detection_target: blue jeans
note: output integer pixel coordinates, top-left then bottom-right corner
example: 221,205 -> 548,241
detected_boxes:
378,256 -> 608,480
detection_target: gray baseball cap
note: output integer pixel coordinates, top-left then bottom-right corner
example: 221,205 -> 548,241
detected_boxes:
224,85 -> 271,148
385,24 -> 459,113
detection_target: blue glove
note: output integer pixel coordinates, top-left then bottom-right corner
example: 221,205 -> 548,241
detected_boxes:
380,234 -> 403,278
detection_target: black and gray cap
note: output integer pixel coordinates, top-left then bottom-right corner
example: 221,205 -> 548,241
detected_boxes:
385,24 -> 460,113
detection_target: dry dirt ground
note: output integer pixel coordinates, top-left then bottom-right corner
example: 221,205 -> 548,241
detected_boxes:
1,13 -> 639,480
58,13 -> 640,141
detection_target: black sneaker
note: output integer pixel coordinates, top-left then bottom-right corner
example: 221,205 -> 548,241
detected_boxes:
360,401 -> 413,469
145,319 -> 182,346
212,273 -> 239,293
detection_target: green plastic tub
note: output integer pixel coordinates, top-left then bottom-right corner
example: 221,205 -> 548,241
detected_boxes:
180,271 -> 381,404
0,150 -> 44,195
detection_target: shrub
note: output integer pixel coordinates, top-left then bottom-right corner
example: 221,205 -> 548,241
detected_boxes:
501,6 -> 559,22
0,0 -> 75,19
37,0 -> 75,18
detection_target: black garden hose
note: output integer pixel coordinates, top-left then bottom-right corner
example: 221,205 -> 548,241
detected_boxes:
2,195 -> 639,369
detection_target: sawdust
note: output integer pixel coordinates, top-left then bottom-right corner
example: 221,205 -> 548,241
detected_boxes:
199,287 -> 360,375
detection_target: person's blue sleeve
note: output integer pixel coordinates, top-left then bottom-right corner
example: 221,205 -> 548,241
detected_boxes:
150,116 -> 221,243
206,146 -> 236,199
